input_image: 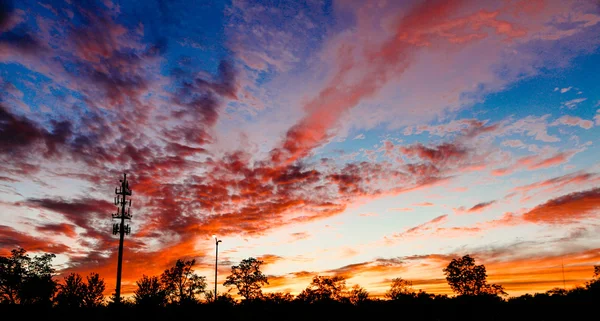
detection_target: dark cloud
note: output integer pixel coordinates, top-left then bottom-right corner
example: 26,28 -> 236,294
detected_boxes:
0,29 -> 43,56
0,103 -> 45,155
35,223 -> 77,238
24,197 -> 115,238
0,224 -> 70,254
170,60 -> 239,131
0,0 -> 13,31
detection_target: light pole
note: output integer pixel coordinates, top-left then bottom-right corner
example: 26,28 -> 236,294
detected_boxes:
213,235 -> 222,302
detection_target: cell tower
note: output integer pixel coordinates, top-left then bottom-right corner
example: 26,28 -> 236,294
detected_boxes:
112,173 -> 133,304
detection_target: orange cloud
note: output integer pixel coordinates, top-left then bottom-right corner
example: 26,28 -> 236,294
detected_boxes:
257,254 -> 284,266
522,188 -> 600,224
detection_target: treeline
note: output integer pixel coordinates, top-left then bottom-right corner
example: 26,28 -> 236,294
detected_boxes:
1,248 -> 599,321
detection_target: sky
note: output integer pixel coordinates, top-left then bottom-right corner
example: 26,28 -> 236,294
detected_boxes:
1,0 -> 600,299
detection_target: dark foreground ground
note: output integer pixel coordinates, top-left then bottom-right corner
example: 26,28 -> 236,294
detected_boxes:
2,298 -> 599,321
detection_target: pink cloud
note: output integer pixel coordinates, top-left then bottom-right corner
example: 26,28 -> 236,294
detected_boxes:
552,115 -> 594,129
389,207 -> 414,212
513,172 -> 599,193
387,214 -> 448,241
271,0 -> 529,165
413,202 -> 434,206
492,151 -> 574,176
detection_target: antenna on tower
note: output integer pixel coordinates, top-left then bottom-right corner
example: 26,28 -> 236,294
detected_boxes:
112,173 -> 133,304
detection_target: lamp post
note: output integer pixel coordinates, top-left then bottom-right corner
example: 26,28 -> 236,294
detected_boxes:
213,235 -> 222,302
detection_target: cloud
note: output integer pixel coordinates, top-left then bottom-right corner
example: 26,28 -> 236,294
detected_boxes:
35,223 -> 77,238
386,214 -> 448,241
389,207 -> 414,212
0,1 -> 25,33
326,257 -> 405,280
551,115 -> 594,129
21,197 -> 116,243
560,86 -> 572,93
289,232 -> 311,241
500,115 -> 559,143
456,200 -> 496,214
492,151 -> 574,176
413,202 -> 434,206
522,188 -> 600,224
399,142 -> 469,165
0,225 -> 70,255
562,98 -> 587,109
359,212 -> 378,217
501,139 -> 526,148
271,0 -> 489,164
256,254 -> 284,266
353,133 -> 365,140
405,119 -> 497,138
513,172 -> 599,193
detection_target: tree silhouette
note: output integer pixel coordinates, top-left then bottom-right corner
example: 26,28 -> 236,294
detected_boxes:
160,259 -> 206,304
223,257 -> 268,300
83,273 -> 106,307
262,291 -> 294,304
347,284 -> 369,305
296,275 -> 346,303
585,265 -> 600,293
55,273 -> 86,307
55,272 -> 105,307
134,274 -> 167,307
546,287 -> 567,296
443,255 -> 506,296
385,277 -> 415,300
0,248 -> 56,305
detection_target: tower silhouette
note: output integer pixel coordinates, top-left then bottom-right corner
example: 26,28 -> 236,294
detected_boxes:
112,173 -> 133,304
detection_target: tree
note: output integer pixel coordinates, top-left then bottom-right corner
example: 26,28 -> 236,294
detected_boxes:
107,292 -> 134,307
296,275 -> 346,303
55,272 -> 106,308
385,277 -> 415,300
161,259 -> 206,304
263,291 -> 294,304
0,248 -> 56,305
83,273 -> 105,307
347,284 -> 369,305
585,265 -> 600,292
55,273 -> 86,307
443,255 -> 506,296
134,275 -> 167,307
223,257 -> 268,300
546,287 -> 567,296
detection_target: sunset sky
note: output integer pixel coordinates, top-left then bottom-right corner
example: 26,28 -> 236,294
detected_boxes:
1,0 -> 600,299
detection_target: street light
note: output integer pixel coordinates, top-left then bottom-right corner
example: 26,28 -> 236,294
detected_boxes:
213,235 -> 222,302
